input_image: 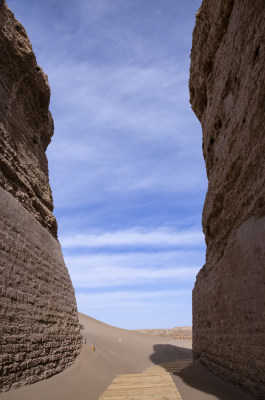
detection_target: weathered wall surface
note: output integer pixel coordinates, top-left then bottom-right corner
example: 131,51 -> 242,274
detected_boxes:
0,1 -> 57,237
190,0 -> 265,398
0,2 -> 81,391
0,188 -> 81,391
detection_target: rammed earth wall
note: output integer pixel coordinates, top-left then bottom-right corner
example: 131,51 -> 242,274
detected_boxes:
0,1 -> 81,391
190,0 -> 265,398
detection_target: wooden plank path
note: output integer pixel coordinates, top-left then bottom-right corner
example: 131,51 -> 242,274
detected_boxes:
99,359 -> 192,400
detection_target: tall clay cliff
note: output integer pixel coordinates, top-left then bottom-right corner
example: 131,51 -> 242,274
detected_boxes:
0,1 -> 81,391
190,0 -> 265,398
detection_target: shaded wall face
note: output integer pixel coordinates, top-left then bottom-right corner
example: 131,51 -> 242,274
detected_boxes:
193,217 -> 265,397
0,188 -> 81,390
189,0 -> 265,398
0,2 -> 81,391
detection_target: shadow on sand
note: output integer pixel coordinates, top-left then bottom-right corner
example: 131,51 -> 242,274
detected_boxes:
149,344 -> 254,400
149,343 -> 191,364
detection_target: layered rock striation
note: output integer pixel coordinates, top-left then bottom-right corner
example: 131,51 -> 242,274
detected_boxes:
0,1 -> 81,391
190,0 -> 265,398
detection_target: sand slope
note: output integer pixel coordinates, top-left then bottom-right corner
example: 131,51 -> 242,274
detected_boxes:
0,313 -> 254,400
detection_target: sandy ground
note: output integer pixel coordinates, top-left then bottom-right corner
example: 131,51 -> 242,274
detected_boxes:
0,313 -> 254,400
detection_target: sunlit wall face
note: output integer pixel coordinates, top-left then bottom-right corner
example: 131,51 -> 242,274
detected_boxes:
8,0 -> 206,329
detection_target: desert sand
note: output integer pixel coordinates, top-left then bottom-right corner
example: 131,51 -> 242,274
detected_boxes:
0,312 -> 254,400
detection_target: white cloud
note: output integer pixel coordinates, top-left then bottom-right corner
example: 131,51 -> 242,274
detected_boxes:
42,38 -> 206,209
65,249 -> 203,270
45,59 -> 206,207
8,0 -> 205,330
62,228 -> 204,289
69,264 -> 199,289
64,247 -> 203,289
61,227 -> 204,249
47,61 -> 191,137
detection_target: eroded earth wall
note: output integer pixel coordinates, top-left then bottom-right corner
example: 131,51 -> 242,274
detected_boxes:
190,0 -> 265,398
0,1 -> 81,391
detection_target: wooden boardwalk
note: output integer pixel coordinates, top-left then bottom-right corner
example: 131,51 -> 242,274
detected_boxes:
99,359 -> 192,400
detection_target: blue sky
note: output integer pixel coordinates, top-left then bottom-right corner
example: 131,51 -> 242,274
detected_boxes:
8,0 -> 206,329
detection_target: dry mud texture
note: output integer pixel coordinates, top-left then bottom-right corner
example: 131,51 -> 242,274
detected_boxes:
190,0 -> 265,398
0,2 -> 81,392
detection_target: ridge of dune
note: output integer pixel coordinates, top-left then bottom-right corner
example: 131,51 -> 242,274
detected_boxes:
134,326 -> 192,337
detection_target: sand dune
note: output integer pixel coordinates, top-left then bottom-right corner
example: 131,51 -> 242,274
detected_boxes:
0,313 -> 254,400
134,326 -> 192,338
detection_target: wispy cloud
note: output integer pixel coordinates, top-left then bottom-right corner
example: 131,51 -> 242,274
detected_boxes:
69,265 -> 199,289
45,59 -> 206,207
64,231 -> 204,289
47,61 -> 191,137
63,226 -> 204,289
66,253 -> 201,289
9,0 -> 205,328
65,249 -> 203,269
61,227 -> 204,249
